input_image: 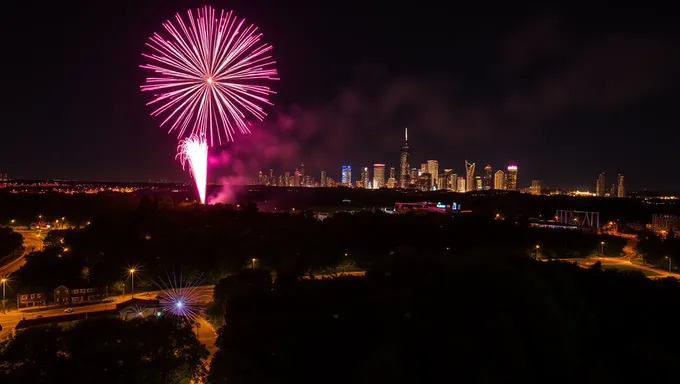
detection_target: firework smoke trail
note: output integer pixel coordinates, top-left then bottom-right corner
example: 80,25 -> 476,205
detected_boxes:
177,135 -> 208,204
155,270 -> 209,322
140,5 -> 278,146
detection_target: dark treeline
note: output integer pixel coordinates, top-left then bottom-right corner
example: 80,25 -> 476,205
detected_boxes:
0,316 -> 208,383
11,197 -> 623,297
0,228 -> 23,259
0,187 -> 676,228
208,254 -> 680,383
637,230 -> 680,268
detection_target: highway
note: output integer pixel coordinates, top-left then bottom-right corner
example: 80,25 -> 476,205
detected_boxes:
0,229 -> 44,275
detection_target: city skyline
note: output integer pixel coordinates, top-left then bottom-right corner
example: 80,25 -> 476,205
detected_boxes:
251,128 -> 630,195
2,2 -> 679,192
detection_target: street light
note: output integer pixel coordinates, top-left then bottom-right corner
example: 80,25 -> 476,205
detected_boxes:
600,241 -> 605,257
535,244 -> 540,259
129,269 -> 136,298
664,256 -> 672,274
251,258 -> 256,271
1,278 -> 7,314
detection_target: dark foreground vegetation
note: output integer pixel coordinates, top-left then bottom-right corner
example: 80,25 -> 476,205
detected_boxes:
10,197 -> 624,300
208,255 -> 680,383
0,316 -> 208,383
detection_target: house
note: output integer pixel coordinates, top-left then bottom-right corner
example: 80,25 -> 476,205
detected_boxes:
54,285 -> 70,305
69,286 -> 101,303
54,285 -> 102,305
17,291 -> 48,308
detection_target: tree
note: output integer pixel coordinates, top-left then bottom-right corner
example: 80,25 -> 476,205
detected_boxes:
0,316 -> 209,383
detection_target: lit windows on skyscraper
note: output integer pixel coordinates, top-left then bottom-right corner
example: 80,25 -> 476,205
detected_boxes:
360,167 -> 369,188
341,165 -> 352,186
494,170 -> 505,190
373,164 -> 386,189
506,165 -> 518,191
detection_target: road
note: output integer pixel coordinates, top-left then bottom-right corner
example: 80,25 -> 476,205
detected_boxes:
549,238 -> 680,279
0,286 -> 215,339
0,229 -> 44,275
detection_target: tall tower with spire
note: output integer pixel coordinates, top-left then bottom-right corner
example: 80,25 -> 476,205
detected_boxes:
399,128 -> 411,188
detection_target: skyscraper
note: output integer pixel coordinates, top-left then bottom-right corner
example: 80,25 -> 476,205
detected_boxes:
300,163 -> 305,179
475,176 -> 482,191
443,169 -> 454,191
320,171 -> 327,187
465,161 -> 476,192
427,160 -> 439,190
341,165 -> 352,186
387,167 -> 396,188
483,165 -> 493,190
399,128 -> 410,188
596,172 -> 605,197
457,176 -> 466,192
494,170 -> 505,190
293,169 -> 301,187
531,180 -> 542,195
506,165 -> 518,191
373,164 -> 386,189
410,168 -> 417,185
419,162 -> 427,176
617,174 -> 625,197
284,171 -> 290,187
361,167 -> 369,188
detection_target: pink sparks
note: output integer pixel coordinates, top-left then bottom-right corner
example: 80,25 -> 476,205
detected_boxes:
177,135 -> 208,204
140,5 -> 278,146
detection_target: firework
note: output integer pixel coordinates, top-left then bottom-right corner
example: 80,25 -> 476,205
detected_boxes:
140,5 -> 278,146
155,271 -> 209,322
177,135 -> 208,204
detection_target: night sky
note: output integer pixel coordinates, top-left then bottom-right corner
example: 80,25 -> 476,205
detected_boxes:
3,1 -> 679,191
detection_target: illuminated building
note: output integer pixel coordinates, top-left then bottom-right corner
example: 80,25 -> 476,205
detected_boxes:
300,162 -> 305,179
427,160 -> 439,190
475,176 -> 482,191
457,176 -> 466,192
465,160 -> 476,192
483,165 -> 493,190
284,172 -> 290,187
418,173 -> 432,192
387,167 -> 396,188
617,174 -> 625,197
435,174 -> 444,191
596,172 -> 605,197
531,180 -> 542,195
257,171 -> 263,185
269,169 -> 274,184
494,170 -> 505,190
506,165 -> 518,191
419,162 -> 427,176
410,168 -> 418,185
399,128 -> 410,188
341,165 -> 352,186
443,169 -> 454,190
320,171 -> 327,187
278,174 -> 283,186
361,167 -> 369,188
373,164 -> 386,189
293,170 -> 301,187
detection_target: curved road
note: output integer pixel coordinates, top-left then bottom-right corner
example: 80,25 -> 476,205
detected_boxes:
0,229 -> 43,276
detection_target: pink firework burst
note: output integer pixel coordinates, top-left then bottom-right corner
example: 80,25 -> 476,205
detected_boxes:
140,5 -> 278,146
177,135 -> 208,204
